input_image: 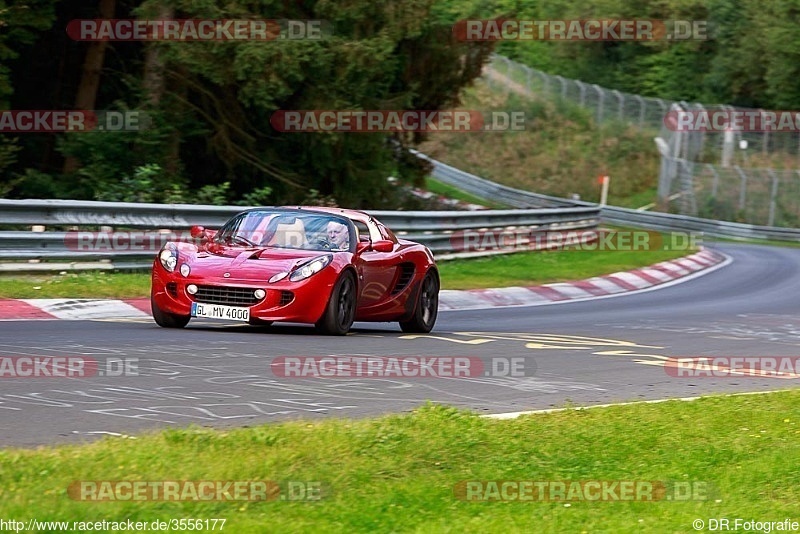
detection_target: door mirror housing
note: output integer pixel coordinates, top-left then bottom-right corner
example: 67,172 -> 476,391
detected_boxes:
190,225 -> 207,239
371,239 -> 394,253
355,239 -> 394,254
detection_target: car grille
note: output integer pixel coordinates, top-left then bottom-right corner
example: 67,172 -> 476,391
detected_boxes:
280,290 -> 294,306
194,285 -> 262,307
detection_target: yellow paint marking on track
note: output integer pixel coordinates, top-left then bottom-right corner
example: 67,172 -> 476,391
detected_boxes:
398,335 -> 494,345
632,359 -> 667,367
453,332 -> 663,351
594,350 -> 671,360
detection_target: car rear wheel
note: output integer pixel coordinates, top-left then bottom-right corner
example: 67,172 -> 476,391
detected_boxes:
400,271 -> 439,333
151,294 -> 190,328
315,271 -> 356,335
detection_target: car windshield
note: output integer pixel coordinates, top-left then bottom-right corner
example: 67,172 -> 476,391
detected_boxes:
213,210 -> 355,252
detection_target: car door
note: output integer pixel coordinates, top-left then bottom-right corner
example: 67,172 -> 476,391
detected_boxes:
353,220 -> 398,308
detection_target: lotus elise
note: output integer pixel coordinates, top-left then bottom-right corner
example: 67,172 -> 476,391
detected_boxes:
151,207 -> 439,335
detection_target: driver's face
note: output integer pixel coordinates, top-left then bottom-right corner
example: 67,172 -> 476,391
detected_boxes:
327,222 -> 348,247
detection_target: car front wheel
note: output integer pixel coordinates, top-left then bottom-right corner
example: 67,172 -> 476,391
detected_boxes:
400,271 -> 439,333
316,271 -> 356,335
151,294 -> 190,328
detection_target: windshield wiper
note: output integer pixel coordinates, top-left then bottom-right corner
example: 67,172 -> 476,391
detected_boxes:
222,234 -> 258,247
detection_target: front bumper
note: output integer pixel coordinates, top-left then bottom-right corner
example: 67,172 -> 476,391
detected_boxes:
151,261 -> 338,324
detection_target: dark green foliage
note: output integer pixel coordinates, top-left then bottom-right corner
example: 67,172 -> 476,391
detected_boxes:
1,0 -> 493,207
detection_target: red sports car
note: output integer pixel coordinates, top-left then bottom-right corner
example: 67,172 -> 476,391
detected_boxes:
151,207 -> 439,335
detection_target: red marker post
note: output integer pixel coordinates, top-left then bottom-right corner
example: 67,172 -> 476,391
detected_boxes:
598,175 -> 610,205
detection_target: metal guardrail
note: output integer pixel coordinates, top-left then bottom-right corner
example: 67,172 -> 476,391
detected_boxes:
0,198 -> 600,271
414,150 -> 579,209
4,147 -> 797,274
423,152 -> 800,242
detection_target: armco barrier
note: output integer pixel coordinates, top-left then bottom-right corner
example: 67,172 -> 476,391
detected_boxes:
0,199 -> 600,271
4,148 -> 797,273
419,151 -> 800,242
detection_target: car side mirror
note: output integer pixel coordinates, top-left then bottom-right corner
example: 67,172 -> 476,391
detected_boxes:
190,225 -> 207,239
356,240 -> 371,254
371,239 -> 394,253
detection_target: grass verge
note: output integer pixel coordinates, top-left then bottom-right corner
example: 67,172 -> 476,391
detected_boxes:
425,177 -> 509,209
418,80 -> 660,208
2,392 -> 799,532
0,271 -> 151,299
438,246 -> 691,290
0,244 -> 695,298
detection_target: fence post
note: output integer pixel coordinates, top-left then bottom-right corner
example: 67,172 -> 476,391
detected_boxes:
654,137 -> 672,211
612,89 -> 624,121
501,56 -> 512,96
523,65 -> 533,93
768,169 -> 779,226
556,75 -> 567,98
594,85 -> 604,123
576,80 -> 586,107
708,164 -> 720,198
635,95 -> 645,127
735,166 -> 748,211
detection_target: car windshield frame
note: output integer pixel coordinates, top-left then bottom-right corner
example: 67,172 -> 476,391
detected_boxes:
213,209 -> 357,253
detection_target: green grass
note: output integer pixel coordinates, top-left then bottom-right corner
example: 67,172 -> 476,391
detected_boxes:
438,247 -> 691,290
418,81 -> 661,207
2,392 -> 799,532
0,271 -> 151,299
425,177 -> 509,209
0,244 -> 693,298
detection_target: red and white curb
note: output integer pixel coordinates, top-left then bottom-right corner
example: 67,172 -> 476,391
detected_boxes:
0,249 -> 728,321
438,248 -> 729,311
0,298 -> 151,321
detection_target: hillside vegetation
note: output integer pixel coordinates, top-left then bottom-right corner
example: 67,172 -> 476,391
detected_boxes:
420,81 -> 660,207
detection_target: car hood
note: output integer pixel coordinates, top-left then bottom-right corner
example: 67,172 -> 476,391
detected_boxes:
181,245 -> 327,281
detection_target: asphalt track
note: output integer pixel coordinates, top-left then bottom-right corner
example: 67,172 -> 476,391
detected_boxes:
2,243 -> 799,447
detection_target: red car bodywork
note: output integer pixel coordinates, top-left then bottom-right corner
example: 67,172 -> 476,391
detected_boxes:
151,207 -> 438,331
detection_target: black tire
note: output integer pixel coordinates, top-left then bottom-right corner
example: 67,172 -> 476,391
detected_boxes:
400,271 -> 439,333
151,294 -> 190,328
315,271 -> 357,335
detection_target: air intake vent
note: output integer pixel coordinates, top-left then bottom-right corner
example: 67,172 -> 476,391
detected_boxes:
195,285 -> 260,307
166,282 -> 178,298
391,263 -> 415,295
280,291 -> 294,306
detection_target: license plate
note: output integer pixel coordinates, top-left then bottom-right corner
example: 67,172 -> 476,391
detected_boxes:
191,302 -> 250,322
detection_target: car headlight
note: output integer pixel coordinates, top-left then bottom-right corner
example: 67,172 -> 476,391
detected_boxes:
269,272 -> 289,283
289,254 -> 332,282
159,245 -> 178,272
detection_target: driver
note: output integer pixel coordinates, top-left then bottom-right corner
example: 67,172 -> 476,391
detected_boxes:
326,220 -> 350,250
